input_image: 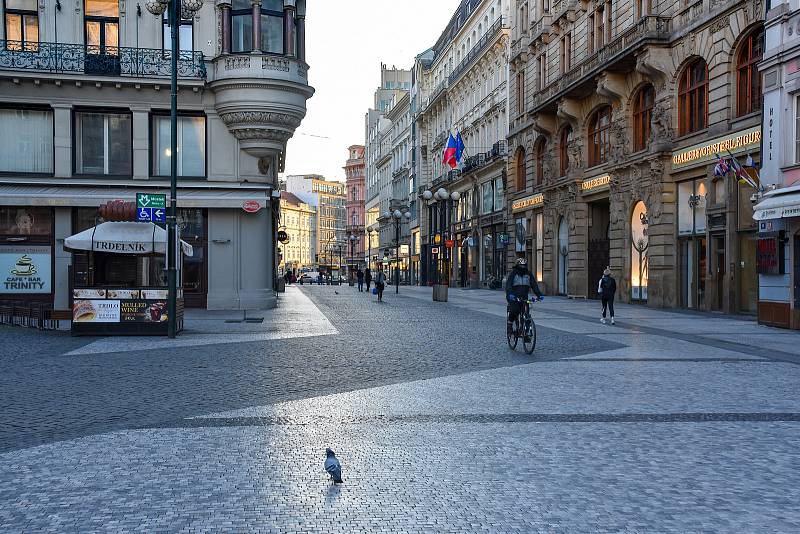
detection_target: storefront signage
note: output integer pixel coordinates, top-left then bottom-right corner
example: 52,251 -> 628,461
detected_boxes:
93,241 -> 149,253
581,175 -> 611,193
671,127 -> 761,169
511,194 -> 544,212
73,299 -> 121,323
73,299 -> 168,323
0,245 -> 51,294
242,200 -> 262,213
756,232 -> 786,275
759,219 -> 785,233
277,230 -> 289,243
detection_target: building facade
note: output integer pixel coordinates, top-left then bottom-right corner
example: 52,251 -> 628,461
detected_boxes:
284,174 -> 346,267
412,0 -> 510,287
279,192 -> 316,272
364,64 -> 411,270
507,0 -> 763,315
754,0 -> 800,329
344,145 -> 366,271
0,0 -> 312,311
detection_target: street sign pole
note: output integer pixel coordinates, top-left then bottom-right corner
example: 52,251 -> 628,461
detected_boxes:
167,0 -> 179,339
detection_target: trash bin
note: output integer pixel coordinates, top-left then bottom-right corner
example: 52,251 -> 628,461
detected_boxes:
433,284 -> 448,302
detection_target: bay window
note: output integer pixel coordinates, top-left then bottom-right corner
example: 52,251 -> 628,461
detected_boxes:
261,0 -> 284,54
231,0 -> 253,53
74,111 -> 132,176
151,114 -> 206,177
0,107 -> 53,174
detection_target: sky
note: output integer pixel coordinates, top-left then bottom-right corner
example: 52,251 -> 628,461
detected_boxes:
281,0 -> 461,182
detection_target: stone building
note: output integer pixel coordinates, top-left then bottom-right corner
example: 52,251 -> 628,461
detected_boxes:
412,0 -> 510,287
753,0 -> 800,329
0,0 -> 312,311
279,192 -> 315,272
284,174 -> 346,268
507,0 -> 763,315
344,145 -> 366,271
364,64 -> 411,270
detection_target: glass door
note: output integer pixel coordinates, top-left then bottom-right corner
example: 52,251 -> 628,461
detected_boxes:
84,0 -> 120,75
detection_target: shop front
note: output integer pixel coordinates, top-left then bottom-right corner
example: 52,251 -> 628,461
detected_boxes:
671,127 -> 761,314
64,220 -> 193,336
510,193 -> 544,290
0,207 -> 55,308
753,185 -> 800,329
580,176 -> 611,300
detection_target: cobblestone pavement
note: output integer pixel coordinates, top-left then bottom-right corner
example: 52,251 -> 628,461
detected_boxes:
1,285 -> 800,532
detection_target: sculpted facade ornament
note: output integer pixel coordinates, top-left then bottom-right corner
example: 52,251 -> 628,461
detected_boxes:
220,112 -> 302,128
650,101 -> 673,143
567,138 -> 582,170
609,120 -> 627,164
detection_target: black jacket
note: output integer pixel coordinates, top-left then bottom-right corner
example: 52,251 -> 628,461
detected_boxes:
505,265 -> 543,300
599,275 -> 617,297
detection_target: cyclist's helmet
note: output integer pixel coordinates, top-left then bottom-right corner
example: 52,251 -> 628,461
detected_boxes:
516,257 -> 527,267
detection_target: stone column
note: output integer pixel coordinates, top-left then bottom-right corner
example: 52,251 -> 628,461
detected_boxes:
283,0 -> 296,57
296,0 -> 306,61
220,3 -> 231,54
252,0 -> 262,52
52,105 -> 71,178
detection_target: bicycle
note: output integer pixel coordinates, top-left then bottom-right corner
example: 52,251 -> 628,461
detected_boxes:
507,297 -> 537,355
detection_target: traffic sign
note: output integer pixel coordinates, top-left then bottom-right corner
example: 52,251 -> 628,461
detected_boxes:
445,239 -> 454,248
431,246 -> 440,255
136,193 -> 167,223
136,207 -> 166,223
136,193 -> 166,209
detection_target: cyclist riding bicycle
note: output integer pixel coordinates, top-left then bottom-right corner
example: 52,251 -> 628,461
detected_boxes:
506,257 -> 543,335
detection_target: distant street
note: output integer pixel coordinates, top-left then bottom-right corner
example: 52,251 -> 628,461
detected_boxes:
2,285 -> 800,532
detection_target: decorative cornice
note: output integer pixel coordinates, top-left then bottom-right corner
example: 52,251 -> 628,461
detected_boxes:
231,128 -> 292,142
219,111 -> 302,128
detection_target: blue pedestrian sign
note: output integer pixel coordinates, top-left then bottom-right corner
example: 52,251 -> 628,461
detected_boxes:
136,193 -> 167,223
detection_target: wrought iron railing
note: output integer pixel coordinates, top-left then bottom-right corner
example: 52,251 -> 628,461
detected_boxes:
449,16 -> 507,85
530,15 -> 670,111
0,40 -> 206,79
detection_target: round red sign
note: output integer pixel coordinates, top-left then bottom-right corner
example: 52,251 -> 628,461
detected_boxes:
242,200 -> 262,213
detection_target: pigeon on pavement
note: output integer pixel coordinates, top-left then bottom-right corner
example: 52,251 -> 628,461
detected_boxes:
324,448 -> 343,484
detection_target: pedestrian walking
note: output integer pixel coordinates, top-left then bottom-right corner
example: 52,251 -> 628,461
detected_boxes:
356,268 -> 365,292
364,268 -> 372,293
598,267 -> 617,324
375,266 -> 386,302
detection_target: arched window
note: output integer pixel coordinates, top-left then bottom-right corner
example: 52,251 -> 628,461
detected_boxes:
588,107 -> 611,166
678,58 -> 708,135
515,146 -> 526,191
535,137 -> 546,185
632,84 -> 655,152
559,126 -> 572,176
737,28 -> 764,117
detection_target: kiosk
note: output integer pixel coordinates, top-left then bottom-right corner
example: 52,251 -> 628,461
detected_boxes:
64,221 -> 192,336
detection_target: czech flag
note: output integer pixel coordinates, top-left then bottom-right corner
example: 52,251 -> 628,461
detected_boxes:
443,133 -> 457,169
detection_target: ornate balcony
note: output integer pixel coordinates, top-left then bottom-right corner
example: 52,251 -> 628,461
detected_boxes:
0,40 -> 205,79
208,53 -> 314,159
449,17 -> 508,85
530,15 -> 671,113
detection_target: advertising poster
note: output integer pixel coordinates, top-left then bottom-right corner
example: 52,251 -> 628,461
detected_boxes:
515,218 -> 527,252
73,289 -> 106,299
107,289 -> 141,299
73,300 -> 120,323
120,301 -> 168,322
0,245 -> 52,294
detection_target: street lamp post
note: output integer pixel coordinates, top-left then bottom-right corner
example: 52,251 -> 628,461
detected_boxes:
145,0 -> 203,338
386,209 -> 411,294
367,228 -> 375,272
348,234 -> 357,281
422,189 -> 460,286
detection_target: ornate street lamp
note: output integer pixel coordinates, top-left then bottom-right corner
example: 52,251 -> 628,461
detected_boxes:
422,189 -> 460,285
145,0 -> 203,338
391,209 -> 412,294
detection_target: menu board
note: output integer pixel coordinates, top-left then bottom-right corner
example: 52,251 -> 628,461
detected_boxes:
73,300 -> 121,323
120,300 -> 168,322
73,299 -> 168,323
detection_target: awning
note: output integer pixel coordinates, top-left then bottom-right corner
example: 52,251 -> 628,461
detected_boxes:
0,183 -> 270,209
64,222 -> 193,256
753,184 -> 800,221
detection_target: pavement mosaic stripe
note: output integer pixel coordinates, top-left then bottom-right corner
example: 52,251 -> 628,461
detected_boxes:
147,412 -> 800,428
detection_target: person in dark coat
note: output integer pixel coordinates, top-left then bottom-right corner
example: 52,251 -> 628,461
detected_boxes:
364,268 -> 372,293
598,267 -> 617,324
375,265 -> 386,302
505,257 -> 543,335
356,268 -> 365,292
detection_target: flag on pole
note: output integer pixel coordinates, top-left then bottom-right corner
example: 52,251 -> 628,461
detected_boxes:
443,133 -> 457,169
455,131 -> 465,163
713,154 -> 729,177
725,149 -> 758,189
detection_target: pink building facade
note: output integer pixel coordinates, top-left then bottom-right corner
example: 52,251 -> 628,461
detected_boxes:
344,145 -> 366,269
